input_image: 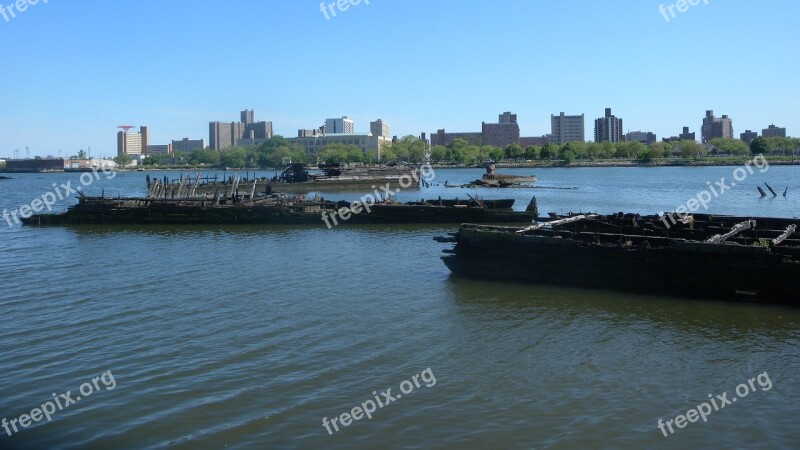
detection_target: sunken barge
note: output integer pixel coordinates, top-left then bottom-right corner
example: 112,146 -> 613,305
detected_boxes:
440,212 -> 800,304
21,175 -> 536,227
188,164 -> 424,195
21,195 -> 534,226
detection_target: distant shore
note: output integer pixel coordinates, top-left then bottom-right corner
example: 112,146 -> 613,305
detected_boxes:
3,157 -> 798,174
433,157 -> 800,169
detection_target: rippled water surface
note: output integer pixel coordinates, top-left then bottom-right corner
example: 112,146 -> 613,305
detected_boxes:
1,167 -> 799,449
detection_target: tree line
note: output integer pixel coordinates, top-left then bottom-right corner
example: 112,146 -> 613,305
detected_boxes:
132,135 -> 800,169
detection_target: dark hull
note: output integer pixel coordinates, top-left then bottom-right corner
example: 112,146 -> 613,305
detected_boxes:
22,202 -> 533,226
442,216 -> 800,304
192,179 -> 421,195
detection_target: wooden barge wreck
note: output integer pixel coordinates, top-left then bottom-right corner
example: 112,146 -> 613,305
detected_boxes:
185,164 -> 424,195
439,212 -> 800,304
21,188 -> 536,226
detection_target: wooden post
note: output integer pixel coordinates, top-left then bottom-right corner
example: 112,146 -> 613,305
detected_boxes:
765,183 -> 777,197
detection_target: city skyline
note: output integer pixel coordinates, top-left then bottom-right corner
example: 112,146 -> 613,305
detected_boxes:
1,0 -> 798,157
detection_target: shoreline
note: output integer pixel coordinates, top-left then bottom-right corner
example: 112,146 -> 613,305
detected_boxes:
3,158 -> 799,174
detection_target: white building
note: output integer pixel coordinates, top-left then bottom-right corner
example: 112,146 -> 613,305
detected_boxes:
90,158 -> 117,170
325,116 -> 355,134
289,132 -> 389,157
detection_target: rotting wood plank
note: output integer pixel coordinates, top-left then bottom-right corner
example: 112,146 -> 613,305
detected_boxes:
706,220 -> 756,244
772,224 -> 797,247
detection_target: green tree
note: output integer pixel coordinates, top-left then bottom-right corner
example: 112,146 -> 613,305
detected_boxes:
648,142 -> 667,158
430,146 -> 447,162
614,141 -> 645,159
113,153 -> 133,168
523,145 -> 540,160
190,149 -> 221,165
679,140 -> 706,158
504,144 -> 523,161
750,136 -> 769,155
77,149 -> 88,159
562,150 -> 575,165
380,148 -> 397,164
638,148 -> 654,163
709,138 -> 749,155
540,143 -> 557,160
560,142 -> 580,160
219,148 -> 247,168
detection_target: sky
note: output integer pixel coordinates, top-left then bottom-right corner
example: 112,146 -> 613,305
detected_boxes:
0,0 -> 798,158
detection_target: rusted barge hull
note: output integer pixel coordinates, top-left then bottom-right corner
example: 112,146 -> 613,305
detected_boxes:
22,196 -> 534,226
441,213 -> 800,304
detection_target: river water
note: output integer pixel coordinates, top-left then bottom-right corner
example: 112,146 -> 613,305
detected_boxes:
1,165 -> 798,449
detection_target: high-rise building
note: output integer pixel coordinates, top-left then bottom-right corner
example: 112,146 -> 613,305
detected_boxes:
147,144 -> 172,156
298,129 -> 321,138
429,112 -> 545,149
680,126 -> 696,141
740,130 -> 758,145
241,109 -> 254,125
625,131 -> 657,145
663,127 -> 696,143
762,124 -> 786,138
117,126 -> 149,156
172,138 -> 205,153
209,121 -> 245,150
520,136 -> 548,148
482,112 -> 520,148
325,116 -> 355,134
243,121 -> 273,140
289,133 -> 389,156
594,108 -> 623,143
430,129 -> 483,147
325,117 -> 351,134
370,119 -> 390,138
701,110 -> 733,142
210,110 -> 272,150
498,112 -> 517,124
549,112 -> 585,145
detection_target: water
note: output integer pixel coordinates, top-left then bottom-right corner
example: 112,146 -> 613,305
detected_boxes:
1,166 -> 799,449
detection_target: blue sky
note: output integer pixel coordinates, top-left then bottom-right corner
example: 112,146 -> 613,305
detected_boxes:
1,0 -> 797,157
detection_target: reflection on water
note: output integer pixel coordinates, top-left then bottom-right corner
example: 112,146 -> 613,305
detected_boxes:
1,167 -> 799,448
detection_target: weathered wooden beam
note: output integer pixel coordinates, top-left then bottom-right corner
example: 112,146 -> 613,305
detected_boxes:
706,220 -> 756,244
517,214 -> 598,234
772,224 -> 797,246
765,183 -> 778,197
